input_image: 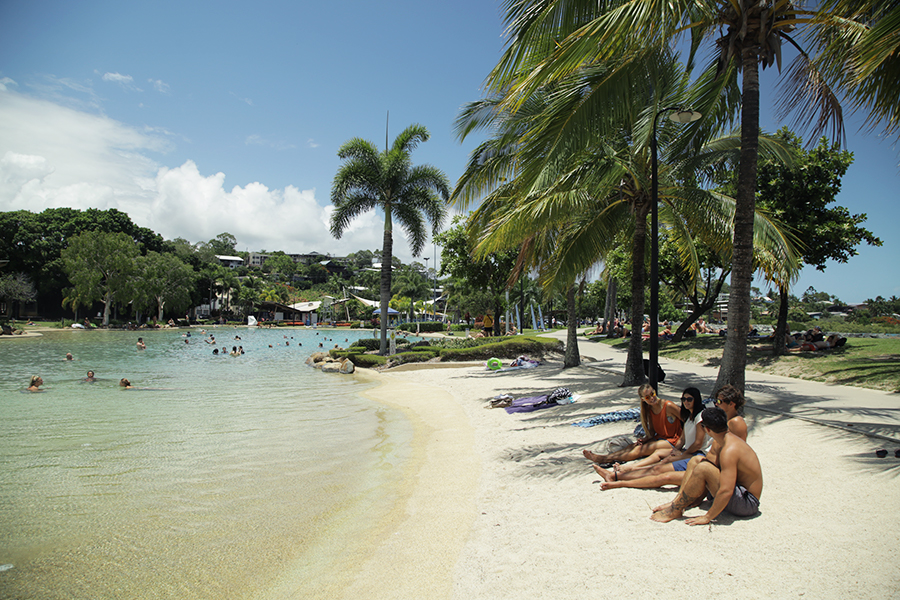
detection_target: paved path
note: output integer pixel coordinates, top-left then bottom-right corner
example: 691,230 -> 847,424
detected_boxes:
543,329 -> 900,444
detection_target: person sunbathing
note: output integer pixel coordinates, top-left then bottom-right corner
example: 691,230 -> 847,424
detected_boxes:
593,387 -> 709,490
583,384 -> 683,466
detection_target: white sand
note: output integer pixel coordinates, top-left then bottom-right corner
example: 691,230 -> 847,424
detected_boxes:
341,341 -> 900,600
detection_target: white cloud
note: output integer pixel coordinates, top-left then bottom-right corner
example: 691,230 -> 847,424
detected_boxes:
0,77 -> 17,92
102,72 -> 142,92
0,86 -> 390,258
148,78 -> 170,94
307,138 -> 319,148
230,92 -> 253,106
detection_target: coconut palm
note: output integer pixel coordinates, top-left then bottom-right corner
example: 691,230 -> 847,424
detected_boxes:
455,51 -> 798,383
483,0 -> 892,391
330,124 -> 449,355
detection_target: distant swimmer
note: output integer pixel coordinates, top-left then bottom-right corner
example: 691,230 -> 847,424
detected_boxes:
84,370 -> 96,382
137,337 -> 146,350
234,336 -> 241,340
213,348 -> 220,355
65,353 -> 74,361
119,378 -> 134,389
27,375 -> 44,392
231,346 -> 240,356
238,346 -> 245,354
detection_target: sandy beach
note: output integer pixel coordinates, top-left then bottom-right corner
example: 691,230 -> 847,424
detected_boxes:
348,332 -> 900,600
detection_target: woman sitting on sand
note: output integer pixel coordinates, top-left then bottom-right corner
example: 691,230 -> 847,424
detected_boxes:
592,387 -> 709,490
582,384 -> 683,467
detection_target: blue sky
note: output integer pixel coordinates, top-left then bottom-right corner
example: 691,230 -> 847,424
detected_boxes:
0,0 -> 896,304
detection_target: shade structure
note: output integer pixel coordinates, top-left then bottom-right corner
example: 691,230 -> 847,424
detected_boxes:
372,307 -> 400,315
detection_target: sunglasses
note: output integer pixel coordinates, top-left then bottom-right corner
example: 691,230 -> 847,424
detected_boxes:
682,396 -> 694,402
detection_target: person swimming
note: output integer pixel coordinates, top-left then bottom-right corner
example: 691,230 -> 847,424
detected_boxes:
27,375 -> 44,391
119,378 -> 134,389
84,370 -> 96,382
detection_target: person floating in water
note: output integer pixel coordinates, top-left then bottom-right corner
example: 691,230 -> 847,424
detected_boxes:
213,348 -> 220,355
136,337 -> 146,350
84,370 -> 96,382
65,353 -> 74,360
27,375 -> 44,391
119,378 -> 134,389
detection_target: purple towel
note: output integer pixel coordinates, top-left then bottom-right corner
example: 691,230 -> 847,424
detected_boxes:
505,394 -> 557,414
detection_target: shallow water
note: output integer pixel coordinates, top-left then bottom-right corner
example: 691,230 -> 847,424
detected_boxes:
0,327 -> 413,599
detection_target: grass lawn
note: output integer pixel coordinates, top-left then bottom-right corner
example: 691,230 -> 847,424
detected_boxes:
590,331 -> 900,393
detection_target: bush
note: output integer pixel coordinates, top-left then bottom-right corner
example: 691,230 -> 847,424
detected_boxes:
439,336 -> 562,361
393,351 -> 439,364
350,338 -> 381,351
329,349 -> 366,360
352,354 -> 387,368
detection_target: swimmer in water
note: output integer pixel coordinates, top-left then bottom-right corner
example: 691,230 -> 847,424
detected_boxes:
65,352 -> 74,360
137,337 -> 146,349
84,370 -> 96,382
27,375 -> 44,391
119,378 -> 134,389
213,348 -> 219,355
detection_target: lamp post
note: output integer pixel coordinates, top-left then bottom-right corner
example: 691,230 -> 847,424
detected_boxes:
423,257 -> 429,322
649,107 -> 701,391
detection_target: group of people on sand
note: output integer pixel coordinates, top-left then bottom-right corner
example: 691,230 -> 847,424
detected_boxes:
582,383 -> 762,525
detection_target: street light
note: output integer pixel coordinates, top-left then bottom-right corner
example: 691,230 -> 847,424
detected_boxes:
423,257 -> 429,322
649,107 -> 701,391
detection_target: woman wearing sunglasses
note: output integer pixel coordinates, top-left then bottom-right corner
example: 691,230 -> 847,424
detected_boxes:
593,387 -> 710,490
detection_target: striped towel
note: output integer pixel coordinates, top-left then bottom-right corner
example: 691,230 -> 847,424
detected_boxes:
571,408 -> 641,427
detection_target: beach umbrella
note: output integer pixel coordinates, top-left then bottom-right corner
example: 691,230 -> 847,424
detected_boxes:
372,307 -> 400,315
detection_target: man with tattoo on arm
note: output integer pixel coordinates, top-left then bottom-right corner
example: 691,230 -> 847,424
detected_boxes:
650,407 -> 763,525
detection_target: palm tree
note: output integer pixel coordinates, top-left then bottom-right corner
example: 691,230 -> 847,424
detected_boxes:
482,0 -> 892,392
455,51 -> 798,383
330,124 -> 449,355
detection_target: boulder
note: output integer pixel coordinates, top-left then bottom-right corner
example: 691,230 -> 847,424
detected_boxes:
339,359 -> 355,374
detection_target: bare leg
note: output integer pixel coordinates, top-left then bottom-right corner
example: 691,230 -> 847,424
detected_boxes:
583,440 -> 673,465
618,447 -> 671,474
650,460 -> 720,523
601,471 -> 683,491
592,464 -> 616,482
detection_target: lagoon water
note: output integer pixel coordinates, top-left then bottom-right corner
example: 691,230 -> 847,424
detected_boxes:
0,327 -> 414,599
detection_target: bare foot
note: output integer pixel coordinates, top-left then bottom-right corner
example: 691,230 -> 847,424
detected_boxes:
651,503 -> 668,513
599,481 -> 624,491
650,503 -> 683,523
615,462 -> 632,474
592,464 -> 615,482
583,449 -> 607,464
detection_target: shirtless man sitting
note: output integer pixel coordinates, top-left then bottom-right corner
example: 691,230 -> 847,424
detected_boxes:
651,407 -> 763,525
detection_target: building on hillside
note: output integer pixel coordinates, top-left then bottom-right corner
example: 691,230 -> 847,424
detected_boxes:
216,255 -> 245,269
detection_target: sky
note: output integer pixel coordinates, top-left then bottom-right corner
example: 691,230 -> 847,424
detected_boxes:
0,0 -> 897,304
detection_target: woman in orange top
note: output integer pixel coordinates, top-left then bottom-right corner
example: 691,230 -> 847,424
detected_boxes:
583,384 -> 683,466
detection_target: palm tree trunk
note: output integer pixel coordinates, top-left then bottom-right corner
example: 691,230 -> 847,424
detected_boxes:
604,275 -> 617,337
716,51 -> 761,394
623,202 -> 649,386
564,284 -> 580,368
772,285 -> 789,356
379,208 -> 393,355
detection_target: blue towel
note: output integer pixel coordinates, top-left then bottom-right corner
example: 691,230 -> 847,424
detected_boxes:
571,408 -> 641,427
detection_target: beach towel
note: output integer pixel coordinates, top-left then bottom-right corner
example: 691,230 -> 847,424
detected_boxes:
504,387 -> 574,414
571,408 -> 641,428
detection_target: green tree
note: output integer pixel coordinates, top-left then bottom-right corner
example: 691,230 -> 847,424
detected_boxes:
756,128 -> 881,354
134,252 -> 197,322
330,123 -> 449,355
0,273 -> 37,319
61,231 -> 139,326
265,252 -> 296,281
454,50 -> 797,383
484,0 -> 893,392
435,217 -> 518,331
